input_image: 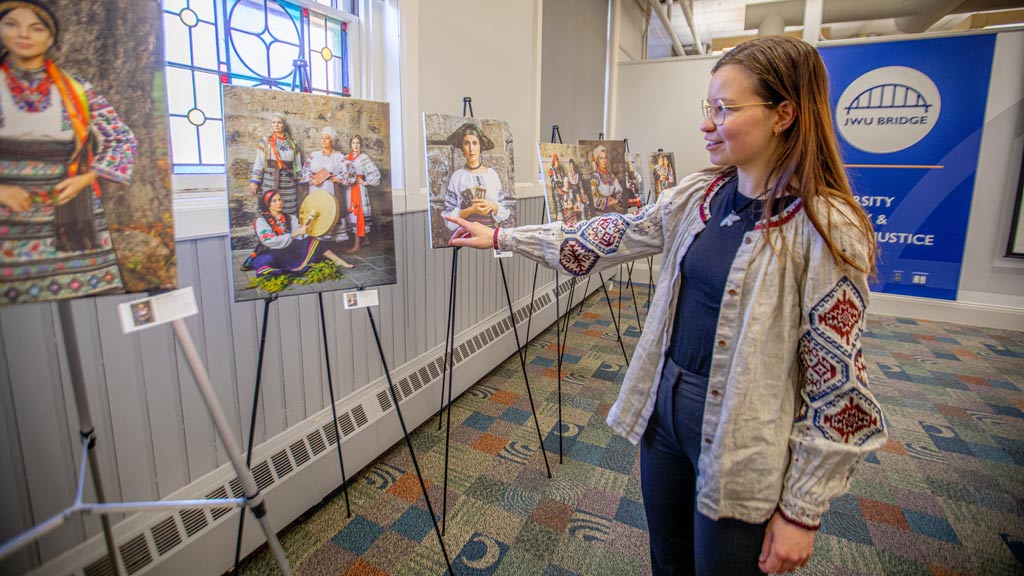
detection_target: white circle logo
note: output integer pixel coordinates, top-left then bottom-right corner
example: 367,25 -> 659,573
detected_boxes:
835,66 -> 941,154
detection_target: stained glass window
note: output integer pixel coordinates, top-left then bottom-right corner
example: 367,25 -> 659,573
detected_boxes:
163,0 -> 355,174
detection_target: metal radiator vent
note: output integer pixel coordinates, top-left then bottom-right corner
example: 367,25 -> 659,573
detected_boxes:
118,534 -> 152,575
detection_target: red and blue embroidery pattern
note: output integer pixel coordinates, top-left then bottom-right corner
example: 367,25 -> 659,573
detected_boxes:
798,333 -> 849,402
558,238 -> 598,276
815,389 -> 883,446
801,277 -> 882,444
580,214 -> 628,255
810,277 -> 864,358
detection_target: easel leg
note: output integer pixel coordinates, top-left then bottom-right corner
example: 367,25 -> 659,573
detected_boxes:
317,293 -> 351,518
553,274 -> 563,463
437,250 -> 458,431
172,320 -> 293,576
442,248 -> 459,534
575,276 -> 592,318
366,309 -> 454,576
57,301 -> 125,576
597,273 -> 630,366
523,200 -> 546,343
647,256 -> 654,310
498,259 -> 552,478
234,297 -> 274,574
625,261 -> 643,331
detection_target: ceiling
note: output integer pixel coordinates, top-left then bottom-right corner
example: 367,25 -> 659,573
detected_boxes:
644,0 -> 1024,57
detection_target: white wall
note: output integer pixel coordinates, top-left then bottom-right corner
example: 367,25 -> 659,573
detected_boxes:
614,31 -> 1024,327
616,54 -> 716,176
416,0 -> 541,193
619,0 -> 648,62
959,31 -> 1024,309
541,0 -> 609,144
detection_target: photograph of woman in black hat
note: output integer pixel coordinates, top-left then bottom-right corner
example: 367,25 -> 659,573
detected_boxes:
424,114 -> 517,249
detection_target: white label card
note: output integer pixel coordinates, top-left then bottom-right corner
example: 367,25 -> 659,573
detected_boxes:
343,290 -> 380,310
493,248 -> 513,258
118,287 -> 199,334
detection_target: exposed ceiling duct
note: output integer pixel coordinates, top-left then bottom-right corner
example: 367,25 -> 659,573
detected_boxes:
652,0 -> 707,55
678,0 -> 708,54
651,0 -> 690,56
744,0 -> 1024,32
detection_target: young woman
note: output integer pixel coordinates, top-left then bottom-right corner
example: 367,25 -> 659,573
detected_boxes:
588,145 -> 623,213
300,126 -> 357,247
344,134 -> 381,254
248,113 -> 301,215
0,0 -> 136,304
440,122 -> 513,237
250,190 -> 319,277
446,36 -> 885,575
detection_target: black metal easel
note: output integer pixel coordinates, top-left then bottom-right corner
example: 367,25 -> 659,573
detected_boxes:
435,98 -> 552,536
233,292 -> 352,574
364,301 -> 453,575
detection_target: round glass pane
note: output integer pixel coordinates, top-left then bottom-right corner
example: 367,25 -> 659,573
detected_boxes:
320,47 -> 333,62
179,8 -> 199,28
186,108 -> 207,127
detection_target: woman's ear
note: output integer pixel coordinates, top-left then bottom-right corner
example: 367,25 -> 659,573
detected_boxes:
775,101 -> 797,133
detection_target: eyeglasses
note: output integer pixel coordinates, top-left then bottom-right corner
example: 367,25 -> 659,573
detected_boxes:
701,99 -> 776,126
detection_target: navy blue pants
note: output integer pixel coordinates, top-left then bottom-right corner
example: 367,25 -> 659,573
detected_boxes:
641,358 -> 769,576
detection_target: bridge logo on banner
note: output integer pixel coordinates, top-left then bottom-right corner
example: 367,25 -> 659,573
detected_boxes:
836,66 -> 941,154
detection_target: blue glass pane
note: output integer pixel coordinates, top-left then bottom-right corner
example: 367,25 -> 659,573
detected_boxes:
165,67 -> 196,114
174,165 -> 227,174
230,33 -> 271,78
268,42 -> 299,80
169,117 -> 201,164
229,0 -> 270,34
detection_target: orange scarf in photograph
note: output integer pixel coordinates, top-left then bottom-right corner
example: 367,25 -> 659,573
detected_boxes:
346,152 -> 365,236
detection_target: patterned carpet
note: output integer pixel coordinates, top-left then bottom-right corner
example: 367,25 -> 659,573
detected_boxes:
241,282 -> 1024,576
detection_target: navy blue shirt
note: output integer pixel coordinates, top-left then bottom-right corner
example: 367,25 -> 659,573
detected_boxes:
668,179 -> 793,377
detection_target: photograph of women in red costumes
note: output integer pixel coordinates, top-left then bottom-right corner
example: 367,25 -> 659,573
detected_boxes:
224,85 -> 395,302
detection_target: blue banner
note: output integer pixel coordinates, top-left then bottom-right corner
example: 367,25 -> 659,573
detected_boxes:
819,35 -> 996,300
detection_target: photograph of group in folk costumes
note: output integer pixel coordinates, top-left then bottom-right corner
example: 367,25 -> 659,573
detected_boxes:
223,86 -> 396,302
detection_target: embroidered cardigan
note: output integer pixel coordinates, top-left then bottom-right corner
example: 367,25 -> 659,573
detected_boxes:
498,171 -> 887,528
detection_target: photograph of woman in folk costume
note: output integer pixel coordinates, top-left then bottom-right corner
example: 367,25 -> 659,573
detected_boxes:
441,122 -> 513,237
624,156 -> 643,214
588,144 -> 623,213
653,153 -> 676,199
565,158 -> 588,222
250,189 -> 349,277
248,113 -> 302,215
343,134 -> 380,254
0,0 -> 136,305
299,126 -> 357,251
548,152 -> 565,195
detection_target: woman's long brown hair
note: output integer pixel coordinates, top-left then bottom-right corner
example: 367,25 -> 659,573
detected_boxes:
712,36 -> 876,276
